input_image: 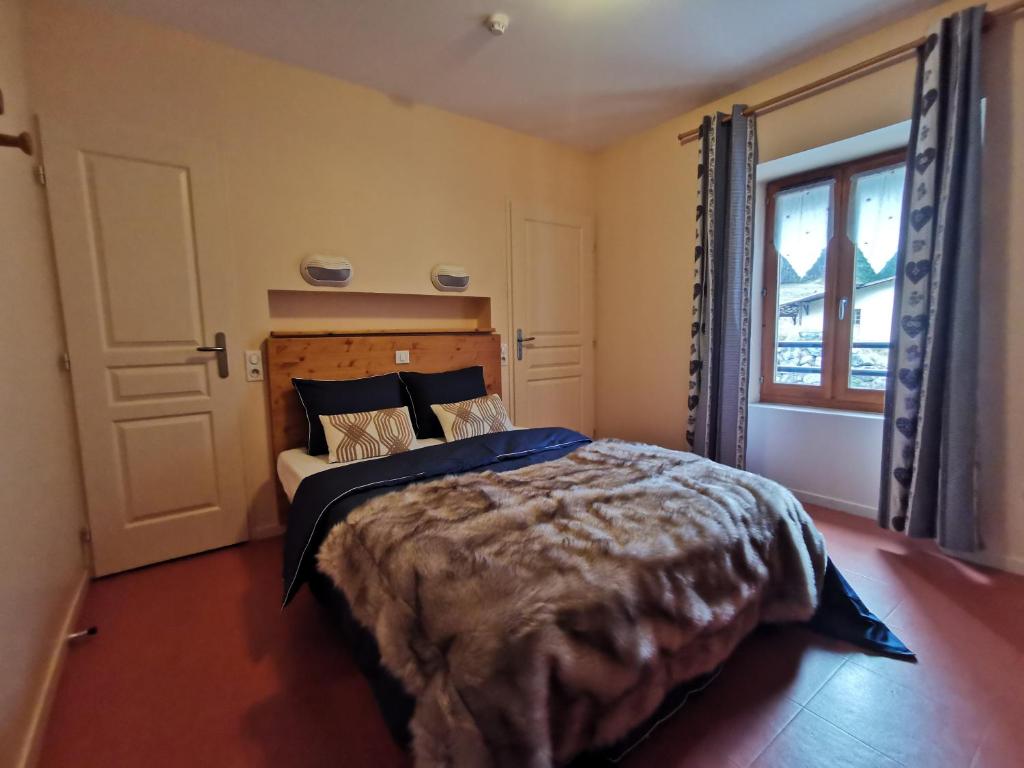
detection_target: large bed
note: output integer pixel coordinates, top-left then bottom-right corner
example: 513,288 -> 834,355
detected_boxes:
269,331 -> 910,768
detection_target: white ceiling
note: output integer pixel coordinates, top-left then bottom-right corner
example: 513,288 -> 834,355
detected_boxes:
84,0 -> 941,150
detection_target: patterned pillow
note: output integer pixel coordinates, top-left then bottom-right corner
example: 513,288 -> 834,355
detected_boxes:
319,406 -> 415,464
430,394 -> 512,442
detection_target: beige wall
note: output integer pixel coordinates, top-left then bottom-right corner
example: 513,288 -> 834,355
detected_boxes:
9,0 -> 1018,755
20,0 -> 1022,570
595,0 -> 1024,572
27,0 -> 596,536
0,0 -> 88,762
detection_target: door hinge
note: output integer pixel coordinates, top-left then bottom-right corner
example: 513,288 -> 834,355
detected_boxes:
34,163 -> 46,186
79,526 -> 92,544
61,351 -> 71,371
759,375 -> 765,384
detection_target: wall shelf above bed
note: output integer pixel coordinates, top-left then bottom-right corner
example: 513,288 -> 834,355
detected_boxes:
269,328 -> 495,338
267,289 -> 492,336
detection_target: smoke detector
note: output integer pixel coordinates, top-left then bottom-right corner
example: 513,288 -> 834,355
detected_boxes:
485,12 -> 510,35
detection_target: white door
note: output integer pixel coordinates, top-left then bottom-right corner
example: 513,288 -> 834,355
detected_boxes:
510,204 -> 595,435
42,120 -> 248,576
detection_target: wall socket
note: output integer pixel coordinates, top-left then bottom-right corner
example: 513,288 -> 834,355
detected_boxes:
395,350 -> 410,364
244,350 -> 264,381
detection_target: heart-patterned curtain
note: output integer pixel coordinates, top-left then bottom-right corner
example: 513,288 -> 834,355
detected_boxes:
687,106 -> 757,468
878,5 -> 985,551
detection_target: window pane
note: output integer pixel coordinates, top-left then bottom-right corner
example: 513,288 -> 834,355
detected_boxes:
772,180 -> 834,386
847,163 -> 905,390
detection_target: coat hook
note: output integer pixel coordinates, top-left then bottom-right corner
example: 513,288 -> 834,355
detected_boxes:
0,131 -> 33,155
0,88 -> 34,155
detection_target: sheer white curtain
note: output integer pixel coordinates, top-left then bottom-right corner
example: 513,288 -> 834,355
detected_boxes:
773,183 -> 831,278
849,166 -> 906,273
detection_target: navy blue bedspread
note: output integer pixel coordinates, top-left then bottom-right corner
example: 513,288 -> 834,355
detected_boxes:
282,427 -> 913,753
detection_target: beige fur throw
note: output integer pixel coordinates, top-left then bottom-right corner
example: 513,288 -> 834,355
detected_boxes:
318,439 -> 827,767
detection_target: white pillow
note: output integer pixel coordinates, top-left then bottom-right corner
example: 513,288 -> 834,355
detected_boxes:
430,394 -> 513,442
319,406 -> 415,464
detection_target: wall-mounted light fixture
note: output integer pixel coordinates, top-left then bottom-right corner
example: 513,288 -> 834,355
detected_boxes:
431,264 -> 470,292
300,254 -> 353,287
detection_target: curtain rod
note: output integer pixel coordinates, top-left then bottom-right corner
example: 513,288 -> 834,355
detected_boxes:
677,0 -> 1024,145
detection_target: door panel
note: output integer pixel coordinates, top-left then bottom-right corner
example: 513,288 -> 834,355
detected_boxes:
86,155 -> 204,345
108,365 -> 209,402
43,120 -> 247,575
510,205 -> 594,436
115,413 -> 219,523
526,223 -> 582,333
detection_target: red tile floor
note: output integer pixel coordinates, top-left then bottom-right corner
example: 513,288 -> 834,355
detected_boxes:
40,506 -> 1024,767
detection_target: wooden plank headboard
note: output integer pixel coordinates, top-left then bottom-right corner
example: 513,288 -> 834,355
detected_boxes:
266,331 -> 502,515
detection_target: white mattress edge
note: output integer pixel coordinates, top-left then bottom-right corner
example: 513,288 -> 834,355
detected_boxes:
276,438 -> 444,502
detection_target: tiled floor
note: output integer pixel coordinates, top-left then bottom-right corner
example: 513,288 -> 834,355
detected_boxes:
40,506 -> 1024,767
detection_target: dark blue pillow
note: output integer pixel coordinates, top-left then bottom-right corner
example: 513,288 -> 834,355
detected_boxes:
399,367 -> 487,439
292,374 -> 405,455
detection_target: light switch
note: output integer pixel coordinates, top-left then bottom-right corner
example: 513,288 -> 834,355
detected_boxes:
244,350 -> 264,382
395,350 -> 410,364
500,343 -> 509,366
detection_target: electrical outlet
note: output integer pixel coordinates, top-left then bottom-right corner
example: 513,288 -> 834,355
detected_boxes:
395,350 -> 410,364
244,350 -> 264,382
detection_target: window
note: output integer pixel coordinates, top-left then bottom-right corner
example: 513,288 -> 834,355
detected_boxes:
761,149 -> 905,412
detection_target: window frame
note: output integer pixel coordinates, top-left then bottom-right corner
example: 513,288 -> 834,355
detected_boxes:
760,148 -> 906,413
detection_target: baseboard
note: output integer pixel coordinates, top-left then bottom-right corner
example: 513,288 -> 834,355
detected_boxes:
789,488 -> 876,519
943,546 -> 1024,576
790,489 -> 1024,576
250,521 -> 285,540
16,569 -> 89,768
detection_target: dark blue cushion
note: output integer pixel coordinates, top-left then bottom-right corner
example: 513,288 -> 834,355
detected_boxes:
399,366 -> 487,439
292,374 -> 405,455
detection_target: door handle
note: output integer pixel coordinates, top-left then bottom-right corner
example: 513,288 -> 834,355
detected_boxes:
196,331 -> 229,378
838,297 -> 849,321
516,328 -> 536,361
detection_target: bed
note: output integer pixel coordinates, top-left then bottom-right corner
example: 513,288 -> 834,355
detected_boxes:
269,331 -> 911,768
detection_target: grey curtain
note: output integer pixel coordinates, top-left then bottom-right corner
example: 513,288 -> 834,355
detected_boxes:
687,106 -> 757,468
879,5 -> 984,551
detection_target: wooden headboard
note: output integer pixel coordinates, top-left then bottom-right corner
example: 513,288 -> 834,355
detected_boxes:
266,330 -> 502,515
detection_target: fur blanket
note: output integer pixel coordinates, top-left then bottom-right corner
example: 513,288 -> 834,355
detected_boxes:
318,439 -> 827,767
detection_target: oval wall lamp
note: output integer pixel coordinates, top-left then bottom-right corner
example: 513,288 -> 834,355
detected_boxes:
300,254 -> 353,287
431,264 -> 470,292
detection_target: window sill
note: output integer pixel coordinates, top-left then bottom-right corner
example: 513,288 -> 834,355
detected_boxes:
750,401 -> 884,420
